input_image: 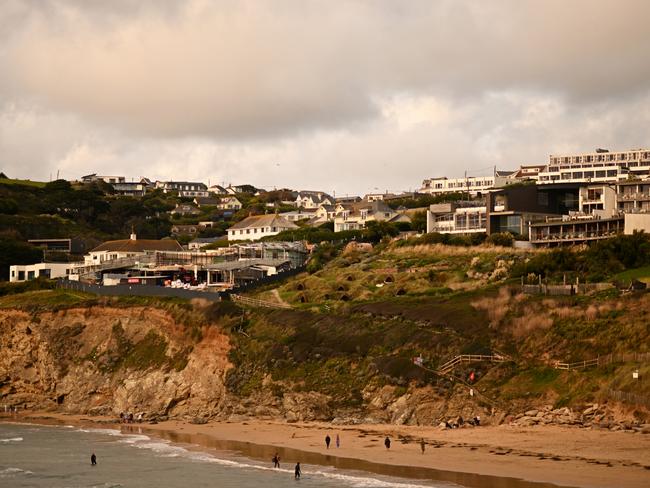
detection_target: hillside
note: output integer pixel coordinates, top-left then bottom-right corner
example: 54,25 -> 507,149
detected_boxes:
1,241 -> 649,427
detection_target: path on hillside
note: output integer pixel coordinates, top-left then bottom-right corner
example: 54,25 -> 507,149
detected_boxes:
270,288 -> 292,308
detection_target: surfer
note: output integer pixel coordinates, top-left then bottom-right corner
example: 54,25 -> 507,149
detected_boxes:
91,453 -> 97,466
294,462 -> 301,479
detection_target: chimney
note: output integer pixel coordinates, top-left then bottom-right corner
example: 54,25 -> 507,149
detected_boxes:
130,225 -> 137,241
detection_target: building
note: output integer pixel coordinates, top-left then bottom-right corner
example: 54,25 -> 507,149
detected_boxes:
364,192 -> 397,202
81,174 -> 125,184
419,175 -> 496,196
426,202 -> 493,234
294,191 -> 335,209
279,208 -> 318,222
333,200 -> 403,232
227,214 -> 299,241
208,184 -> 228,195
112,180 -> 151,197
529,215 -> 624,247
193,197 -> 220,207
217,196 -> 243,211
616,180 -> 650,214
537,148 -> 650,185
83,233 -> 183,265
156,181 -> 209,197
9,262 -> 79,282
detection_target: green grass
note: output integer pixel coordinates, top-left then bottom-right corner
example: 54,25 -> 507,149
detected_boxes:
0,177 -> 47,188
0,289 -> 95,309
613,265 -> 650,283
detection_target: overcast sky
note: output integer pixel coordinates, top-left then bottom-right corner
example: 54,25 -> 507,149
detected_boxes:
1,0 -> 650,195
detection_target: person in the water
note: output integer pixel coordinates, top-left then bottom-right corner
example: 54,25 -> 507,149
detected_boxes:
294,462 -> 301,479
91,453 -> 97,466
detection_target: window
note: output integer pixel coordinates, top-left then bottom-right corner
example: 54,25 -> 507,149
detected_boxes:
27,271 -> 35,280
584,171 -> 594,178
573,172 -> 583,179
595,171 -> 606,178
18,271 -> 25,280
607,170 -> 617,177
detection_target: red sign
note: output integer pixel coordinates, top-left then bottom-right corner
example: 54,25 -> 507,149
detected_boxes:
127,278 -> 140,284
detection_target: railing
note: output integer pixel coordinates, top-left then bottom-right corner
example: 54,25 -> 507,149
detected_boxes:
57,279 -> 221,301
521,282 -> 613,296
437,352 -> 510,375
230,294 -> 291,309
551,352 -> 650,370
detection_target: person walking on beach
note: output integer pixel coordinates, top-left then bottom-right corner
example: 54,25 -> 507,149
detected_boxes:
294,462 -> 301,479
91,453 -> 97,466
384,437 -> 391,450
420,438 -> 425,454
336,433 -> 340,448
272,453 -> 280,468
325,434 -> 331,449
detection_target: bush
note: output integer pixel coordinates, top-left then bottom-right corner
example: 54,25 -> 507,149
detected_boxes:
486,232 -> 514,247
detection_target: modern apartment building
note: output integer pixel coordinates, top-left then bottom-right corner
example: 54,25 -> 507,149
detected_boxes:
156,181 -> 209,197
538,148 -> 650,184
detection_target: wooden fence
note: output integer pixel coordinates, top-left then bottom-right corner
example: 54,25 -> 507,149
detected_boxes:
437,353 -> 510,375
229,294 -> 291,309
552,352 -> 650,370
606,389 -> 650,408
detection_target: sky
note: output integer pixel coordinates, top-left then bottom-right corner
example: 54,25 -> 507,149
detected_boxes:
1,0 -> 650,196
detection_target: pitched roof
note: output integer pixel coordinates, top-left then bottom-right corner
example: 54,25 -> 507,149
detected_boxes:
90,238 -> 183,253
228,214 -> 299,231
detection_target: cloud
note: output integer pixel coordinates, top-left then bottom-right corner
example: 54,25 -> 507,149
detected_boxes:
1,1 -> 650,193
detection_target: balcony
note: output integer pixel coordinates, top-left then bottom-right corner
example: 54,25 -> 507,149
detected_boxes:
617,192 -> 650,201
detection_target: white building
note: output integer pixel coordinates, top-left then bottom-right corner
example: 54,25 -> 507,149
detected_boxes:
333,201 -> 405,232
81,174 -> 125,184
9,262 -> 79,282
227,214 -> 299,241
156,181 -> 209,197
538,148 -> 650,184
420,176 -> 496,196
295,191 -> 335,209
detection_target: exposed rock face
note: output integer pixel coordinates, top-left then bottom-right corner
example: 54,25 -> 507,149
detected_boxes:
0,307 -> 232,418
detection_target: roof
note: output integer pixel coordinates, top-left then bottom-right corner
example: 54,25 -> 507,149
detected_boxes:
194,197 -> 220,205
90,238 -> 183,253
228,214 -> 299,231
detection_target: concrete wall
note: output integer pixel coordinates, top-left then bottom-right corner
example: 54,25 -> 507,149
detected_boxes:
624,213 -> 650,234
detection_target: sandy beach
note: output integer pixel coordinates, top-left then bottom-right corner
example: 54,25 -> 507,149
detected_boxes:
3,412 -> 648,488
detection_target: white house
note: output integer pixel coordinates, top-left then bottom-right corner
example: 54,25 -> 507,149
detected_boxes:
10,263 -> 79,282
227,214 -> 299,241
295,191 -> 335,209
333,201 -> 404,232
156,181 -> 209,197
217,196 -> 243,211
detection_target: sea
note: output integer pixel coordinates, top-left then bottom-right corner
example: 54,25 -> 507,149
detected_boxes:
0,422 -> 455,488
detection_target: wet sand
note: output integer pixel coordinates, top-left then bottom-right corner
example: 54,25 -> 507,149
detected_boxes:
4,413 -> 650,488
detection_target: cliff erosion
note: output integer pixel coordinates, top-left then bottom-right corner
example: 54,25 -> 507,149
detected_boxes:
0,306 -> 231,418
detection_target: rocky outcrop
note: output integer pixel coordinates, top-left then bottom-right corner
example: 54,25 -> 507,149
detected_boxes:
0,307 -> 232,419
510,403 -> 650,433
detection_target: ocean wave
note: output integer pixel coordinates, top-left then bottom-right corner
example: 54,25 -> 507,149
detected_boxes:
0,437 -> 23,443
0,467 -> 33,477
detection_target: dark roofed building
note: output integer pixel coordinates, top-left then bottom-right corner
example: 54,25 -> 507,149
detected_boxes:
85,232 -> 183,265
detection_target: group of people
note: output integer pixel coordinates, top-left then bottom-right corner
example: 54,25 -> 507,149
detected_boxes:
324,433 -> 340,449
271,453 -> 301,479
119,412 -> 144,423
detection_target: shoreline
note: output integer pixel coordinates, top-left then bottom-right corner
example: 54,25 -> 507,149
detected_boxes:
2,412 -> 649,488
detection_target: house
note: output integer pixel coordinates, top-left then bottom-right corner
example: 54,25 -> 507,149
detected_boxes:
83,233 -> 183,265
10,262 -> 80,282
171,224 -> 200,236
335,196 -> 362,204
364,192 -> 397,202
295,191 -> 335,209
227,214 -> 299,241
170,203 -> 201,216
333,200 -> 401,232
279,208 -> 318,222
81,174 -> 125,184
208,184 -> 228,195
112,178 -> 152,197
193,197 -> 220,207
156,181 -> 209,197
225,184 -> 258,194
188,236 -> 226,250
217,196 -> 243,210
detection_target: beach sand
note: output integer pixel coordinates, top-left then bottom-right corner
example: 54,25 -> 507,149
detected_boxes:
4,412 -> 649,488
